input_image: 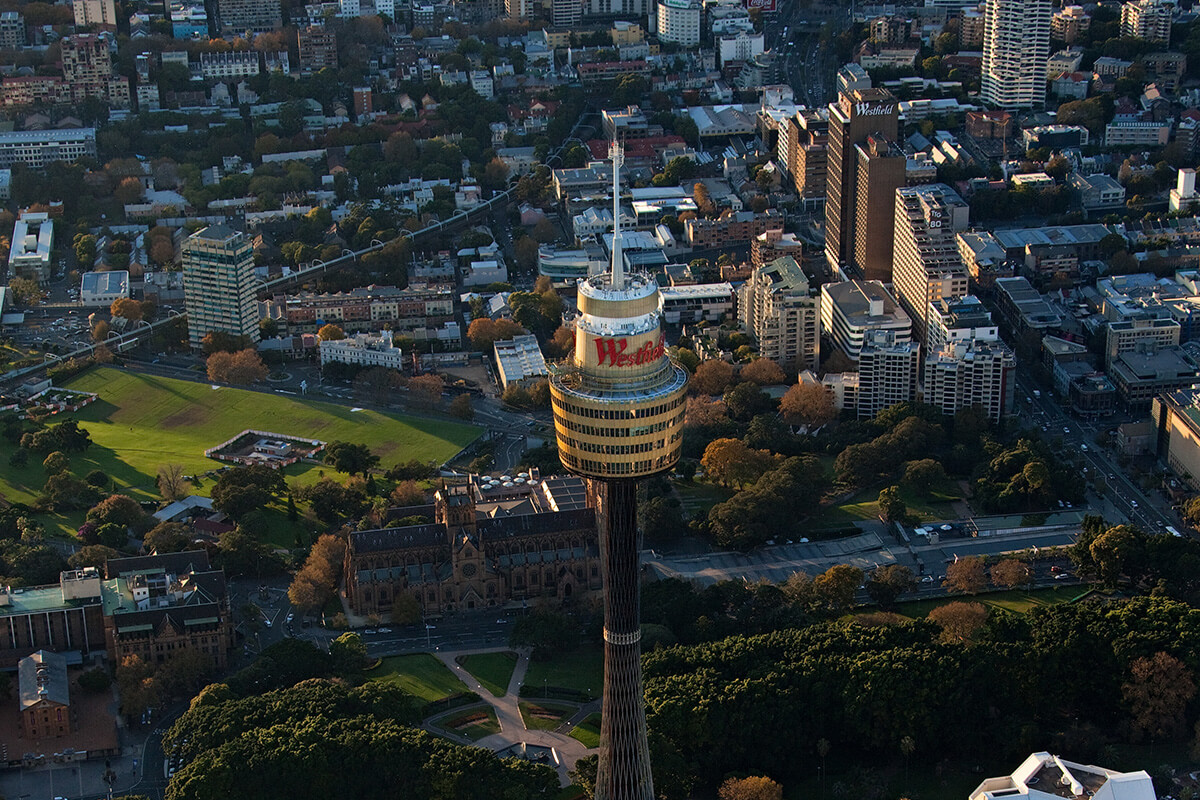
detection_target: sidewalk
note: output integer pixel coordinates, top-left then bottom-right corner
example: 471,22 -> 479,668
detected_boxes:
430,646 -> 597,783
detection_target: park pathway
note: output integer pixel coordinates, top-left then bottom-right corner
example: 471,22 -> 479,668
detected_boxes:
431,647 -> 596,782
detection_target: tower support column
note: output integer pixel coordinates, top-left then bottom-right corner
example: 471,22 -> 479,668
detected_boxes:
588,478 -> 654,800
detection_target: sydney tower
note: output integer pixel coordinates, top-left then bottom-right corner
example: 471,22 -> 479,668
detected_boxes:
549,143 -> 688,800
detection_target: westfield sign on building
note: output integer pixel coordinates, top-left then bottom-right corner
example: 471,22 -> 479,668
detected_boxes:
593,334 -> 667,368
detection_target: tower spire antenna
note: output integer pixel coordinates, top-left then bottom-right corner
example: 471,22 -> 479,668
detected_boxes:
609,139 -> 625,290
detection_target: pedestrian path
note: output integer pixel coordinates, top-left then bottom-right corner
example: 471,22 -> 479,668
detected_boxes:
429,646 -> 597,783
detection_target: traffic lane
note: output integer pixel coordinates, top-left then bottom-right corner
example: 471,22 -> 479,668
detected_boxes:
917,531 -> 1077,562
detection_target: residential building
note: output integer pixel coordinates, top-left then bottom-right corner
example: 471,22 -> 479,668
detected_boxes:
319,329 -> 405,370
891,184 -> 971,347
959,4 -> 986,47
182,225 -> 260,350
61,35 -> 129,107
281,285 -> 455,334
718,31 -> 765,67
9,211 -> 53,284
298,26 -> 338,75
1104,119 -> 1171,147
957,230 -> 1014,290
0,12 -> 24,49
853,135 -> 908,282
1143,51 -> 1187,93
602,105 -> 652,140
836,63 -> 872,95
199,50 -> 261,79
751,229 -> 805,268
790,108 -> 829,208
820,279 -> 912,362
103,551 -> 236,670
73,0 -> 117,28
1093,55 -> 1133,77
1051,6 -> 1090,43
494,334 -> 548,389
857,329 -> 920,418
1171,167 -> 1198,213
657,0 -> 702,47
799,370 -> 859,415
552,0 -> 582,27
824,88 -> 899,276
926,294 -> 998,352
469,70 -> 493,99
684,210 -> 782,249
965,110 -> 1013,139
217,0 -> 282,34
170,3 -> 209,38
1022,124 -> 1089,150
981,0 -> 1051,109
923,338 -> 1015,421
738,256 -> 820,374
1121,0 -> 1172,43
344,477 -> 600,617
353,86 -> 373,116
19,650 -> 71,740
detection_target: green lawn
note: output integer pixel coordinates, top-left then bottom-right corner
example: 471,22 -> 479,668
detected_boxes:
811,481 -> 962,529
1,368 -> 480,538
439,707 -> 501,741
365,654 -> 470,702
519,700 -> 576,731
673,480 -> 734,518
569,712 -> 601,748
894,586 -> 1085,619
459,651 -> 518,697
523,644 -> 604,697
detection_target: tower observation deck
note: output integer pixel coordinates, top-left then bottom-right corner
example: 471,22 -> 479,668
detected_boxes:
549,143 -> 688,800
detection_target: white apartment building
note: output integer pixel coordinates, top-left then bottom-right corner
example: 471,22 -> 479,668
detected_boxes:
659,283 -> 735,324
199,51 -> 261,79
182,225 -> 261,350
1121,0 -> 1173,43
738,255 -> 820,374
820,279 -> 912,362
923,338 -> 1016,421
320,329 -> 405,370
657,0 -> 702,47
891,184 -> 971,348
981,0 -> 1051,109
857,329 -> 920,418
8,212 -> 53,283
73,0 -> 117,27
0,128 -> 96,169
925,294 -> 998,353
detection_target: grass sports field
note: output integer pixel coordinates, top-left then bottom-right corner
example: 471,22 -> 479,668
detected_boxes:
0,368 -> 480,537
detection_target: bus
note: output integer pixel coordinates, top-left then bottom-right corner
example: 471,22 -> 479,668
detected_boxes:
1166,526 -> 1184,538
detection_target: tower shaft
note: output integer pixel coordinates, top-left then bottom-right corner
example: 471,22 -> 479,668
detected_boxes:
589,478 -> 653,800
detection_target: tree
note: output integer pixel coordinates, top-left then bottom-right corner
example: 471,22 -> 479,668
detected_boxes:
877,486 -> 907,523
9,278 -> 41,306
115,654 -> 159,720
718,776 -> 784,800
288,534 -> 347,614
391,592 -> 421,624
466,317 -> 526,351
928,600 -> 988,643
317,323 -> 346,341
87,494 -> 148,531
701,438 -> 776,488
409,374 -> 443,409
865,564 -> 915,609
110,297 -> 144,321
812,564 -> 863,614
943,556 -> 987,594
990,559 -> 1032,588
210,465 -> 285,519
201,331 -> 249,355
207,349 -> 269,385
1123,652 -> 1196,742
692,360 -> 735,396
739,359 -> 786,386
143,521 -> 192,554
324,441 -> 380,477
330,632 -> 369,678
92,320 -> 111,342
157,463 -> 187,501
1089,524 -> 1143,587
41,451 -> 69,475
68,544 -> 119,569
901,459 -> 945,495
390,480 -> 425,506
779,382 -> 837,426
448,394 -> 474,420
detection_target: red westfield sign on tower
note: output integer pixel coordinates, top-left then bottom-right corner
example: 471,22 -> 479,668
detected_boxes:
594,334 -> 666,367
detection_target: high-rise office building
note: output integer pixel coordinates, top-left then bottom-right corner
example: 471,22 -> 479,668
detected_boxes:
853,135 -> 908,282
790,108 -> 829,210
182,225 -> 261,350
1121,0 -> 1173,42
821,279 -> 912,362
891,184 -> 971,347
824,88 -> 899,277
550,144 -> 688,800
217,0 -> 282,34
981,0 -> 1051,110
739,255 -> 821,375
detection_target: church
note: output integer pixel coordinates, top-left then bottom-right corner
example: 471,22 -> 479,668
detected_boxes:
344,472 -> 602,619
